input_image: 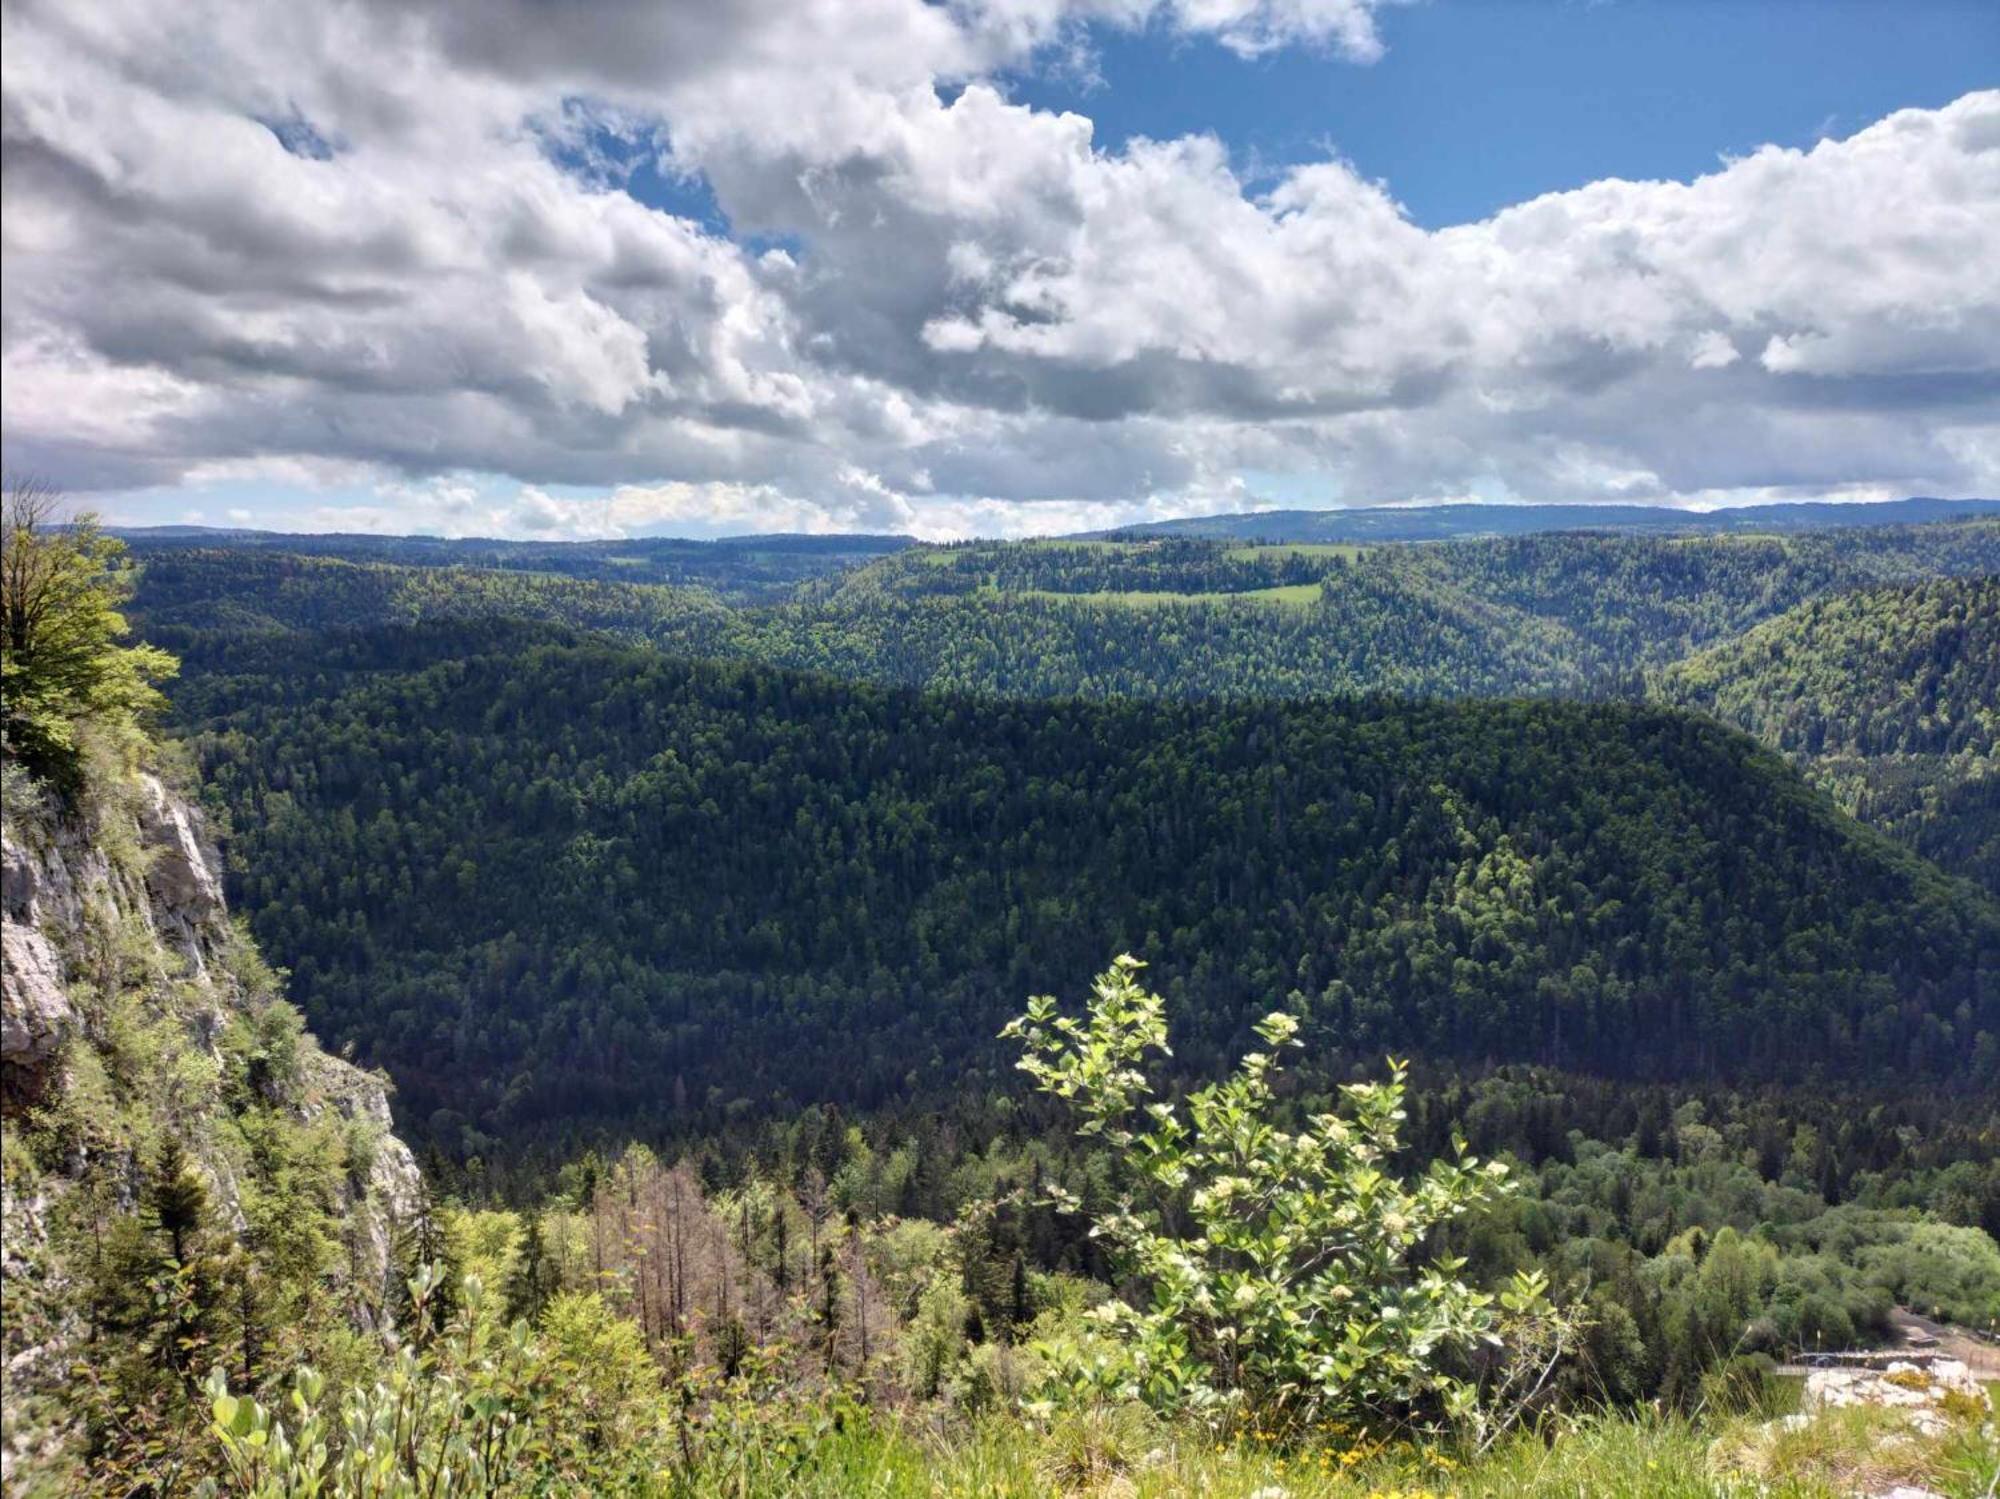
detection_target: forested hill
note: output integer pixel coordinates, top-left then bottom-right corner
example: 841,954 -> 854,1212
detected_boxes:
130,548 -> 737,656
1663,576 -> 1999,894
841,522 -> 1999,676
128,523 -> 2000,896
118,527 -> 910,602
168,621 -> 2000,1152
131,519 -> 2000,705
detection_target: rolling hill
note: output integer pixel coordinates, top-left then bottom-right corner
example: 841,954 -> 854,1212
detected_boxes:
131,520 -> 2000,705
169,621 -> 2000,1153
1664,576 -> 2000,893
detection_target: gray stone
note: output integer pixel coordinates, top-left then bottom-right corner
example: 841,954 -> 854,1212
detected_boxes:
1802,1358 -> 1992,1440
137,774 -> 222,916
1,918 -> 73,1078
1,832 -> 39,920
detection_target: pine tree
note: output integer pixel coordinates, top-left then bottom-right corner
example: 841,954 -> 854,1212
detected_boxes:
147,1135 -> 209,1267
817,1246 -> 841,1375
393,1178 -> 461,1341
505,1210 -> 551,1323
772,1204 -> 790,1291
141,1136 -> 220,1379
1007,1252 -> 1029,1340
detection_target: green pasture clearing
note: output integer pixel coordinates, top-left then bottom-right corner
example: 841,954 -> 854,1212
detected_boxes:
1020,582 -> 1324,608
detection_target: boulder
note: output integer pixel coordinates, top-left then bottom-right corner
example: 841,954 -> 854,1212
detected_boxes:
1714,1357 -> 1992,1497
1,919 -> 73,1084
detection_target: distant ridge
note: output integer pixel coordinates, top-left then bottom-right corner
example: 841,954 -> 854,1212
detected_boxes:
112,498 -> 1999,554
110,526 -> 915,603
1080,497 -> 2000,544
110,525 -> 916,553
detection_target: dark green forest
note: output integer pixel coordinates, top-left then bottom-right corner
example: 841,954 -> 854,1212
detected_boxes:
121,528 -> 910,602
169,621 -> 1998,1155
1665,576 -> 1998,893
841,523 -> 2000,686
114,517 -> 2000,1173
126,548 -> 740,655
132,519 -> 2000,887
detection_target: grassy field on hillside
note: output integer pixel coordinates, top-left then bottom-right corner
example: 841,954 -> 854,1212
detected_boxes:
1019,582 -> 1325,606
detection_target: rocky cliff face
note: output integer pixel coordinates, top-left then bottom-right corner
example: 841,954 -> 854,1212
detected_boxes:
1,767 -> 422,1488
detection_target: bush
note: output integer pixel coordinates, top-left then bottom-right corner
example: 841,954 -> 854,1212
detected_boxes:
1003,955 -> 1529,1436
903,1271 -> 971,1400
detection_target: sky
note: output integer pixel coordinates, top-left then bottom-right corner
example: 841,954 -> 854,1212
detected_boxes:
2,0 -> 1996,540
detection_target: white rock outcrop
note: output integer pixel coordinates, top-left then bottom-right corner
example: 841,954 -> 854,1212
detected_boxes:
1802,1359 -> 1992,1439
2,827 -> 75,1094
137,773 -> 224,916
2,828 -> 39,916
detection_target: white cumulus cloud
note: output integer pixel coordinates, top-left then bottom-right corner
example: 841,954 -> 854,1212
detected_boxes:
1,0 -> 1994,537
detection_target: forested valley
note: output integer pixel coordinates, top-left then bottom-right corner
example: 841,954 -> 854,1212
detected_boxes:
162,625 -> 1998,1148
1664,576 -> 1998,893
129,519 -> 2000,705
130,516 -> 2000,888
6,502 -> 1997,1495
8,0 -> 1999,1483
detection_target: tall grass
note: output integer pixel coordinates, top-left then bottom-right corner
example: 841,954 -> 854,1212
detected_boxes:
655,1404 -> 1997,1498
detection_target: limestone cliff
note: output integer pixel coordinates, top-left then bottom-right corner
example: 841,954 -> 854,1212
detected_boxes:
1,764 -> 421,1490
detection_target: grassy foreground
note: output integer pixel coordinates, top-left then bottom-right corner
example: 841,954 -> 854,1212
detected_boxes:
660,1405 -> 1999,1499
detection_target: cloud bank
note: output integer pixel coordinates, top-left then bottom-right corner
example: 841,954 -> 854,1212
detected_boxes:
2,0 -> 1995,536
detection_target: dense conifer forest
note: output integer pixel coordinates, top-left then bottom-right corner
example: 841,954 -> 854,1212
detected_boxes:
162,623 -> 1999,1150
129,520 -> 2000,707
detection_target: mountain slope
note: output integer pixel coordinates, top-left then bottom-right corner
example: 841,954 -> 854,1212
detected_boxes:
800,522 -> 1998,695
1662,576 -> 2000,892
1,761 -> 421,1490
129,548 -> 738,653
166,623 -> 2000,1151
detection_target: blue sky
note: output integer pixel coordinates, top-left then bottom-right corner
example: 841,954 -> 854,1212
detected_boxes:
6,0 -> 1997,538
625,1 -> 1999,233
1007,0 -> 2000,227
